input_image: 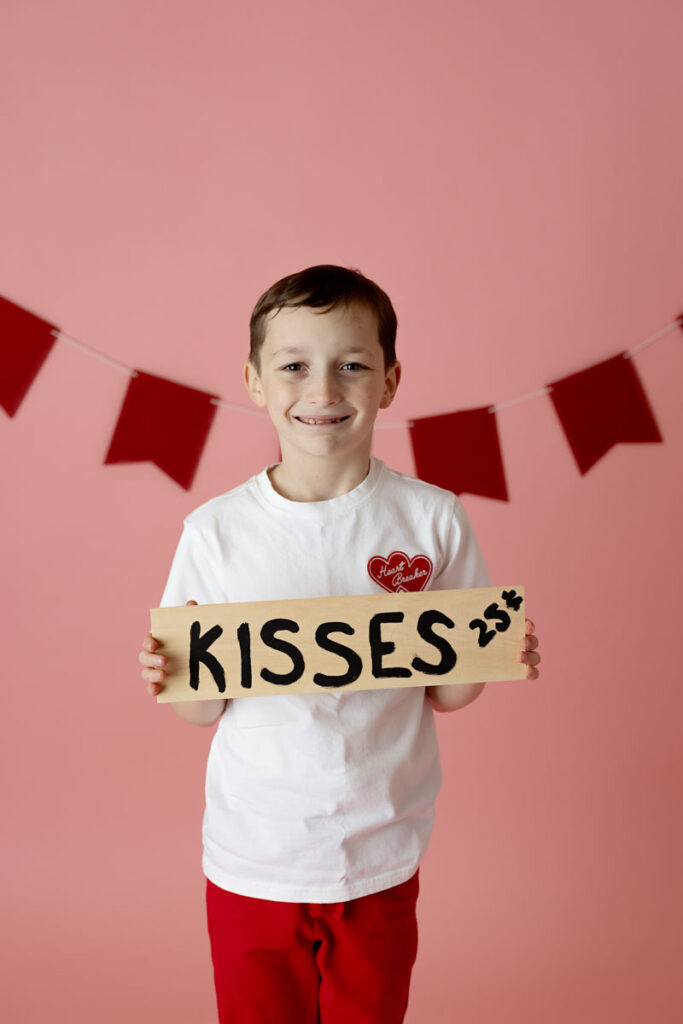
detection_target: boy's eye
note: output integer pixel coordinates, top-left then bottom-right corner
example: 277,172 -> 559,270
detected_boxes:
280,362 -> 368,373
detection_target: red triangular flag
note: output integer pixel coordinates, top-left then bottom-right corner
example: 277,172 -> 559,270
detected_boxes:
0,296 -> 59,417
409,407 -> 508,500
105,371 -> 219,489
548,353 -> 662,475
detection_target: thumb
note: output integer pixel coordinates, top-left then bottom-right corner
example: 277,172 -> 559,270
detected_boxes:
186,599 -> 198,606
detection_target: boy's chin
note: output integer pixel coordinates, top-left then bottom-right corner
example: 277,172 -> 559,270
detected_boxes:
280,426 -> 371,455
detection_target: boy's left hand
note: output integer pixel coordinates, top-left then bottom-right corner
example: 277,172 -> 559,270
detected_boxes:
518,619 -> 541,679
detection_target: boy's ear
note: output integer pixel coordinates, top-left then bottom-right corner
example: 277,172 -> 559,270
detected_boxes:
379,361 -> 401,409
244,361 -> 267,407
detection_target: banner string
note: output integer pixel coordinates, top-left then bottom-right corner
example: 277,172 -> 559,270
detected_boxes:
44,315 -> 683,431
483,317 -> 682,417
488,387 -> 553,415
623,318 -> 681,358
210,397 -> 269,417
53,329 -> 137,377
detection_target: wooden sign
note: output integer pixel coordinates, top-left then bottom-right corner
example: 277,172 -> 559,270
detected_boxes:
151,585 -> 526,702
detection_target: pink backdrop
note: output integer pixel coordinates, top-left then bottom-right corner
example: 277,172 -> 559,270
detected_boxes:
2,1 -> 682,1021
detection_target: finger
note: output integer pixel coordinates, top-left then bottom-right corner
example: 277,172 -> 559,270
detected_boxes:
142,665 -> 167,683
143,634 -> 160,652
139,649 -> 166,668
524,619 -> 535,634
518,651 -> 541,667
522,635 -> 539,652
186,599 -> 198,606
146,680 -> 163,696
525,666 -> 540,680
143,658 -> 167,674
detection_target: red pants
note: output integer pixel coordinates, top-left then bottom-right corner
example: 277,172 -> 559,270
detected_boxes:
206,870 -> 420,1024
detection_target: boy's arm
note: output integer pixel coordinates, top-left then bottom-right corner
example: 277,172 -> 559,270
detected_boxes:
426,681 -> 486,713
426,618 -> 540,713
172,696 -> 227,727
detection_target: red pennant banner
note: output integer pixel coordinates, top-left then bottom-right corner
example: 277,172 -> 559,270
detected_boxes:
548,353 -> 662,475
2,288 -> 678,494
409,407 -> 508,500
105,371 -> 219,489
0,296 -> 59,417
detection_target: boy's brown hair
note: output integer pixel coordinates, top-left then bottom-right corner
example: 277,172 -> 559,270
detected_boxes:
249,264 -> 398,371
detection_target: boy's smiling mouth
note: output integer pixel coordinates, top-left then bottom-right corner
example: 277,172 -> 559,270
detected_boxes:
294,415 -> 351,425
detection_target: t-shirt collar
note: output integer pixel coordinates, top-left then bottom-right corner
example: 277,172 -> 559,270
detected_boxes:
254,456 -> 385,519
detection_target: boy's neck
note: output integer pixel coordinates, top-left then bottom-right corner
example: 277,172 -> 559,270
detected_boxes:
267,449 -> 373,503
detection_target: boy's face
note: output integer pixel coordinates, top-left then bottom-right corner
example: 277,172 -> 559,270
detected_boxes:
244,302 -> 400,470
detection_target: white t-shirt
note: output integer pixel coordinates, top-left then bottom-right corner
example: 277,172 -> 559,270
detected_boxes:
160,457 -> 490,903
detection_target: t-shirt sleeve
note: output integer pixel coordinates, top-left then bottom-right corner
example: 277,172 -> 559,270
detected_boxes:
159,520 -> 226,608
433,496 -> 491,591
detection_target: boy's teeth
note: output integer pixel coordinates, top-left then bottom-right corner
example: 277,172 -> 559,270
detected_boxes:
299,416 -> 346,424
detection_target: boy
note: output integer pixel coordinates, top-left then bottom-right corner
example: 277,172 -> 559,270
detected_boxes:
139,265 -> 540,1023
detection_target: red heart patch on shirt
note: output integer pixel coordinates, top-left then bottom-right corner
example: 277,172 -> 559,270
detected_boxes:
367,551 -> 433,594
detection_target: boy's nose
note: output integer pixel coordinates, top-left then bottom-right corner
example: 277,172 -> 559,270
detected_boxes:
306,372 -> 341,406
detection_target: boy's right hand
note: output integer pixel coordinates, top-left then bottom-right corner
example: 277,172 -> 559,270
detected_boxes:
139,599 -> 197,697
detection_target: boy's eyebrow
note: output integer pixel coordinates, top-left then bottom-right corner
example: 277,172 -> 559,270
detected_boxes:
270,346 -> 375,360
270,346 -> 305,359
